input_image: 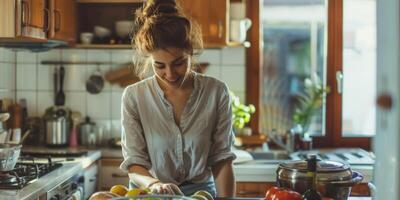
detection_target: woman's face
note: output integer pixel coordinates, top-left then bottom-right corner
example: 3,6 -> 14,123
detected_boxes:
151,48 -> 190,88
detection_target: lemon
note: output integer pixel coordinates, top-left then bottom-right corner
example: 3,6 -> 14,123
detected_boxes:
110,185 -> 128,196
191,194 -> 208,200
194,190 -> 214,200
125,188 -> 144,197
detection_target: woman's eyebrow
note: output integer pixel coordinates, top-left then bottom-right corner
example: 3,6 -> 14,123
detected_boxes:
154,56 -> 185,65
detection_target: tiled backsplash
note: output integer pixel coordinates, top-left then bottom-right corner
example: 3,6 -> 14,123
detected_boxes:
0,47 -> 246,138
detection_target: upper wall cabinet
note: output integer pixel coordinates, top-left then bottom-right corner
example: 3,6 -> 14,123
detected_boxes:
0,0 -> 76,45
0,0 -> 47,42
179,0 -> 229,47
48,0 -> 76,44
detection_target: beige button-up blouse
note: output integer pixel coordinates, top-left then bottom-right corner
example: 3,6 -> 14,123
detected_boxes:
120,72 -> 236,185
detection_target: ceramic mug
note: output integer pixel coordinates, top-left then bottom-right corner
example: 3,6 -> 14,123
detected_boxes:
80,32 -> 94,44
230,18 -> 252,43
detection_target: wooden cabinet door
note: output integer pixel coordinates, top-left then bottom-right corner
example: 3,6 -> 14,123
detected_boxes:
179,0 -> 228,47
25,0 -> 46,30
49,0 -> 76,44
98,159 -> 129,190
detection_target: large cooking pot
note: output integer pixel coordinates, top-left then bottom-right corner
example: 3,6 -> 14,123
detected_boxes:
43,106 -> 71,147
276,159 -> 363,200
0,144 -> 22,171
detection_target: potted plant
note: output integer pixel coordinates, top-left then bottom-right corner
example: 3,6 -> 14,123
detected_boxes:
292,74 -> 330,140
230,91 -> 256,135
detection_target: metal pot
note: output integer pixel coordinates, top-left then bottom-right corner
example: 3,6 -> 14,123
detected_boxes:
0,144 -> 21,171
43,106 -> 71,147
276,159 -> 363,200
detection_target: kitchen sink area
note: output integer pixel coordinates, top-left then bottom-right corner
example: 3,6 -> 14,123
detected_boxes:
240,148 -> 375,165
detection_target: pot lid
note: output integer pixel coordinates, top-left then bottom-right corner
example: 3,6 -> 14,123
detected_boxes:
277,159 -> 353,182
279,159 -> 350,172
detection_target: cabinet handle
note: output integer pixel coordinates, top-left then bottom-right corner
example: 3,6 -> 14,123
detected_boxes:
44,8 -> 50,31
21,0 -> 29,26
89,178 -> 96,182
54,9 -> 61,32
111,173 -> 128,178
218,20 -> 223,39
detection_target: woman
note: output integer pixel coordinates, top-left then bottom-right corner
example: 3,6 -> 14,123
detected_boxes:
120,0 -> 236,197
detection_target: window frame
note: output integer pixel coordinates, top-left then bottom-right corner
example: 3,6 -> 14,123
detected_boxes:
245,0 -> 372,150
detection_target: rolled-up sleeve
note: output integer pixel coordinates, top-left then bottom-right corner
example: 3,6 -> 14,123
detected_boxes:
207,83 -> 237,166
120,87 -> 152,172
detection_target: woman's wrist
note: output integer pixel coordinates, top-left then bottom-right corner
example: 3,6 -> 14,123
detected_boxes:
147,180 -> 161,188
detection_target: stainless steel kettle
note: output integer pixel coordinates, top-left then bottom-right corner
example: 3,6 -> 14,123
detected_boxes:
43,106 -> 71,147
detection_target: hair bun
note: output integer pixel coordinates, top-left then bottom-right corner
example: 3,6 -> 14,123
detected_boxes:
142,0 -> 179,18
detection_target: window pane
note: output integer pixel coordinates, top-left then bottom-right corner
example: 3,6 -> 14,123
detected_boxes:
342,0 -> 376,137
261,0 -> 328,136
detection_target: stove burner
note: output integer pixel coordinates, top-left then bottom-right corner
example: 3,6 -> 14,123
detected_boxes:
0,156 -> 62,189
0,174 -> 17,184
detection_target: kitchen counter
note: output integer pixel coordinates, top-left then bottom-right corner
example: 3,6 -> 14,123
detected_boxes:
97,147 -> 374,183
0,150 -> 101,200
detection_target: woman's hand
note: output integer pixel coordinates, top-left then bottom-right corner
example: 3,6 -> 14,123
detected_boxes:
149,182 -> 184,195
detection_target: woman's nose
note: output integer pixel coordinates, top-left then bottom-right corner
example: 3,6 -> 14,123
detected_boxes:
165,66 -> 176,78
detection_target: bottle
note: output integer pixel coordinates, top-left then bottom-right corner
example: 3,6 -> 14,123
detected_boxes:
302,155 -> 322,200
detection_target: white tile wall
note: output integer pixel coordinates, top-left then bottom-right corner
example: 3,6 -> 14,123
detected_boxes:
4,47 -> 246,141
0,63 -> 16,90
87,92 -> 111,119
16,64 -> 37,90
16,51 -> 37,64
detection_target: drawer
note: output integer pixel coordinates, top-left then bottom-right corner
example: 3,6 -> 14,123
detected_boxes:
98,159 -> 129,190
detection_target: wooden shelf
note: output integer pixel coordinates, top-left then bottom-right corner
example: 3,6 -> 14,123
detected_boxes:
74,44 -> 132,49
77,0 -> 144,3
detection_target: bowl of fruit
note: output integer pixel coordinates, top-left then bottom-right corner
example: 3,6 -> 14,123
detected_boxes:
89,185 -> 214,200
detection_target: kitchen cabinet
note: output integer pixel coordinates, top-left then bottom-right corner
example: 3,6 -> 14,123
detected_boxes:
0,0 -> 76,44
98,158 -> 129,190
75,0 -> 237,49
236,182 -> 371,197
0,0 -> 47,41
179,0 -> 229,47
84,162 -> 99,200
48,0 -> 77,44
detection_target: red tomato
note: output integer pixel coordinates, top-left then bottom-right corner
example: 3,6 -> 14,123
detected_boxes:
265,187 -> 280,200
265,187 -> 302,200
273,190 -> 302,200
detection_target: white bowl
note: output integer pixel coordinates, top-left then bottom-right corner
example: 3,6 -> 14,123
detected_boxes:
94,26 -> 111,38
80,32 -> 94,44
115,20 -> 134,38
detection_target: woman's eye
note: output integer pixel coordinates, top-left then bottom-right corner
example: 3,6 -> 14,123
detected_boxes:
154,64 -> 165,69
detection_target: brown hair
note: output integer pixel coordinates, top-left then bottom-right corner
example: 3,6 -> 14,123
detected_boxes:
132,0 -> 203,78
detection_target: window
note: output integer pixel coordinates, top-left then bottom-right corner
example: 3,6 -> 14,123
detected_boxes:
247,0 -> 376,149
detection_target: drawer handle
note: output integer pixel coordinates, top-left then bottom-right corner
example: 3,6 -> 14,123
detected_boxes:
112,173 -> 128,178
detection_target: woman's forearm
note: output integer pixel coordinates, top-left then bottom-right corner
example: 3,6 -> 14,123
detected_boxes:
128,165 -> 160,189
211,160 -> 236,197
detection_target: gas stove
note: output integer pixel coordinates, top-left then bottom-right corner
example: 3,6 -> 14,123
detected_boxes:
0,156 -> 62,189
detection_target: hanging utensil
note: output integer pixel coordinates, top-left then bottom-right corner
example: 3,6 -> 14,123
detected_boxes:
86,64 -> 105,94
53,66 -> 59,105
55,65 -> 66,106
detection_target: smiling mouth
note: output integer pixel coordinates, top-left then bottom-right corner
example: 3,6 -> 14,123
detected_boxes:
165,77 -> 180,84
